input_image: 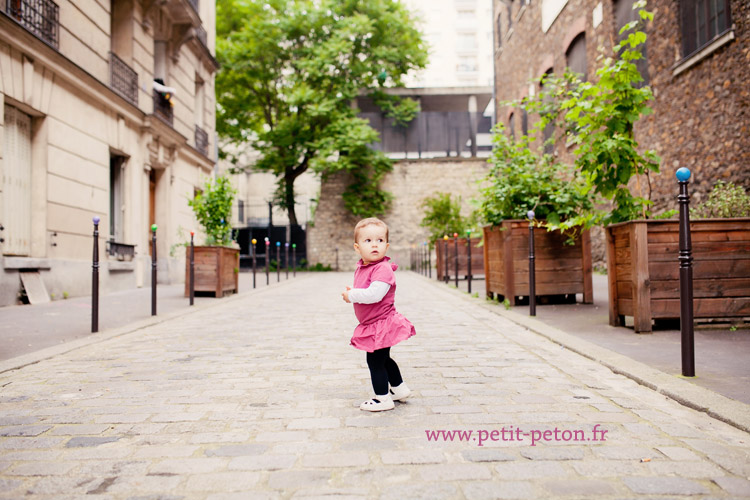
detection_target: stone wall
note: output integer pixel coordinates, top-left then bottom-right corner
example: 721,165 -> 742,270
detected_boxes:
307,158 -> 490,272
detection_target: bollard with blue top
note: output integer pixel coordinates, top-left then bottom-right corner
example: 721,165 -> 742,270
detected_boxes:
151,224 -> 157,316
265,237 -> 270,285
677,167 -> 695,377
276,241 -> 281,282
189,231 -> 195,306
466,229 -> 472,294
285,242 -> 290,279
528,211 -> 536,317
251,238 -> 257,288
292,243 -> 297,277
443,235 -> 449,283
92,216 -> 100,333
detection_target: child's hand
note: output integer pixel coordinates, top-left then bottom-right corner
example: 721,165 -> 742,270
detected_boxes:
342,286 -> 351,303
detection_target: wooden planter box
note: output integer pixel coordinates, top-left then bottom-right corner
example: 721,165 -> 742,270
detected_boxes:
435,237 -> 484,280
185,246 -> 239,298
483,222 -> 593,305
606,218 -> 750,333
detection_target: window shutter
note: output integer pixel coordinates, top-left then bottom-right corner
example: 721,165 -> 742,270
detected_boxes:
2,105 -> 32,256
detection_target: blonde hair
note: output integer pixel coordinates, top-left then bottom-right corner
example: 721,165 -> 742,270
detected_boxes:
354,218 -> 389,243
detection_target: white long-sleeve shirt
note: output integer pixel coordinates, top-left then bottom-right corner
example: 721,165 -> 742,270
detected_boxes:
348,281 -> 391,304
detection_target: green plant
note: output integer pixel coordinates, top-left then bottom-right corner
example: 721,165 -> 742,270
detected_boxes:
527,1 -> 660,229
308,262 -> 332,272
691,181 -> 750,219
188,175 -> 237,246
49,293 -> 56,300
502,298 -> 511,310
472,292 -> 479,298
62,291 -> 69,299
477,123 -> 593,239
420,193 -> 475,245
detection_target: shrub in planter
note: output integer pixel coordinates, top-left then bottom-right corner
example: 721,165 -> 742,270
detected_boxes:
185,175 -> 240,297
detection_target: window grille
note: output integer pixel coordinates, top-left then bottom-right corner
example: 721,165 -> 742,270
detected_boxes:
110,53 -> 138,106
6,0 -> 59,48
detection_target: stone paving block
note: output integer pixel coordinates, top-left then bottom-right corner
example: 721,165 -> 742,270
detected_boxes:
148,457 -> 228,475
184,471 -> 262,491
380,449 -> 446,465
647,460 -> 726,478
0,425 -> 52,437
287,418 -> 341,430
228,454 -> 296,470
65,436 -> 120,447
300,452 -> 370,468
379,483 -> 459,500
461,480 -> 538,499
267,470 -> 331,489
204,444 -> 269,457
623,476 -> 710,495
713,476 -> 750,496
462,449 -> 517,462
151,412 -> 206,422
132,445 -> 201,458
654,446 -> 702,461
494,461 -> 568,479
594,445 -> 661,460
9,461 -> 78,476
418,463 -> 493,481
542,478 -> 617,496
105,474 -> 183,494
520,447 -> 585,461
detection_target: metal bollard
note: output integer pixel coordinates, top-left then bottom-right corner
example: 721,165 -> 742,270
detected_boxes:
454,233 -> 459,288
677,167 -> 695,377
466,229 -> 472,294
92,216 -> 100,333
276,241 -> 281,282
292,243 -> 297,277
443,235 -> 449,283
151,224 -> 157,316
428,242 -> 432,279
528,211 -> 536,317
265,237 -> 270,285
285,242 -> 289,279
251,238 -> 257,288
189,231 -> 195,306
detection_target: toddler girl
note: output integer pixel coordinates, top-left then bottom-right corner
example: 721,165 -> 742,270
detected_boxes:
342,217 -> 416,411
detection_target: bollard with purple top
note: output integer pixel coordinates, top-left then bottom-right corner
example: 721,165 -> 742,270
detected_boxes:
677,167 -> 695,377
528,210 -> 536,317
92,216 -> 100,333
151,224 -> 158,316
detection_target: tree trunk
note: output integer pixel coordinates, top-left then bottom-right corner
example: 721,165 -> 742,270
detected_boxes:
285,174 -> 298,226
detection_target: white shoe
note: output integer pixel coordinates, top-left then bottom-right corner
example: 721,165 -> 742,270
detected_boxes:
390,383 -> 411,401
360,394 -> 395,412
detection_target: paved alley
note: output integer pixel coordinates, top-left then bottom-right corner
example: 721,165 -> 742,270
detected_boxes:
1,271 -> 749,499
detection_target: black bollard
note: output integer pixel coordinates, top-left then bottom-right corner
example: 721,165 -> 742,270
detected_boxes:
151,224 -> 157,316
276,242 -> 280,282
285,242 -> 289,279
528,211 -> 536,316
92,216 -> 100,333
251,238 -> 257,288
292,243 -> 297,277
189,231 -> 195,306
443,235 -> 449,283
428,242 -> 432,279
265,238 -> 270,285
454,233 -> 459,288
466,230 -> 472,295
677,167 -> 695,377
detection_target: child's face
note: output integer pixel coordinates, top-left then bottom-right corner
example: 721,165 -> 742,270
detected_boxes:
354,224 -> 389,265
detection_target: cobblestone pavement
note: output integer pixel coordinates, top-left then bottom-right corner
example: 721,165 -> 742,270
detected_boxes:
1,272 -> 750,499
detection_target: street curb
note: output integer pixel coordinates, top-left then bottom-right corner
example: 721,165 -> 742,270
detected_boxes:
0,273 -> 312,375
419,274 -> 750,434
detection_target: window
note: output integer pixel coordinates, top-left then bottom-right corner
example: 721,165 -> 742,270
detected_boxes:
195,76 -> 205,128
680,0 -> 731,57
238,200 -> 245,225
508,112 -> 515,140
457,56 -> 478,72
109,155 -> 126,242
496,14 -> 502,48
566,33 -> 587,81
521,108 -> 529,136
2,104 -> 32,256
615,0 -> 649,84
457,33 -> 477,50
540,69 -> 555,155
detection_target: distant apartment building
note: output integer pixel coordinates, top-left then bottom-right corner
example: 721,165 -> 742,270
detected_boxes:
0,0 -> 218,306
492,0 -> 749,209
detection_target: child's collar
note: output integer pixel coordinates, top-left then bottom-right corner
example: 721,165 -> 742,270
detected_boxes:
357,256 -> 390,268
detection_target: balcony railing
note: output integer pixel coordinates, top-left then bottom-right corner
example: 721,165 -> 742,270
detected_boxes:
195,25 -> 208,49
6,0 -> 59,49
110,53 -> 138,106
195,125 -> 208,156
187,0 -> 198,14
153,89 -> 173,126
106,240 -> 136,261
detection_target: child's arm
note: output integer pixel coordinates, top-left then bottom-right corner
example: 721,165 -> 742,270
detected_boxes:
344,281 -> 391,304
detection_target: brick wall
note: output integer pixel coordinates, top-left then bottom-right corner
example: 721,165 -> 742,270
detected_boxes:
307,158 -> 489,272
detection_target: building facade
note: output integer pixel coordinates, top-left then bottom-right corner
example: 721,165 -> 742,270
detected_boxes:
0,0 -> 218,306
492,0 -> 749,210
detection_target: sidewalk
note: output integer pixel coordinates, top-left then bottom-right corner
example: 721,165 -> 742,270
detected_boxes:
1,271 -> 749,498
434,270 -> 750,406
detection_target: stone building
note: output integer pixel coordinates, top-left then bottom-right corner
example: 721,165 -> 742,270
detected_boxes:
492,0 -> 748,210
0,0 -> 218,306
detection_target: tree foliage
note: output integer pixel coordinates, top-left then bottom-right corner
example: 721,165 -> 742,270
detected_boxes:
216,0 -> 427,224
420,193 -> 475,245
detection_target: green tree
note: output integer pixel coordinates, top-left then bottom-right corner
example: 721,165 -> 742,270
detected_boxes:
216,0 -> 427,224
188,176 -> 237,246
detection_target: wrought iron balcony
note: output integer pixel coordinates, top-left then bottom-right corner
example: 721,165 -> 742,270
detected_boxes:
187,0 -> 198,14
110,53 -> 138,106
195,125 -> 208,156
195,25 -> 208,49
153,89 -> 173,126
5,0 -> 59,49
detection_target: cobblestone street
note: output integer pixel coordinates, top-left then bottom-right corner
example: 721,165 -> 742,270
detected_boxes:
1,271 -> 749,499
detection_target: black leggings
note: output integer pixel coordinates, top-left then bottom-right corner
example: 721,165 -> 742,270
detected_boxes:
366,347 -> 403,396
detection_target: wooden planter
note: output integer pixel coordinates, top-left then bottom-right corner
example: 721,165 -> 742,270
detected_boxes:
435,237 -> 484,280
606,218 -> 750,333
185,246 -> 239,298
483,222 -> 593,305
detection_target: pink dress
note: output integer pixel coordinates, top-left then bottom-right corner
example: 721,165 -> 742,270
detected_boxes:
350,257 -> 416,353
